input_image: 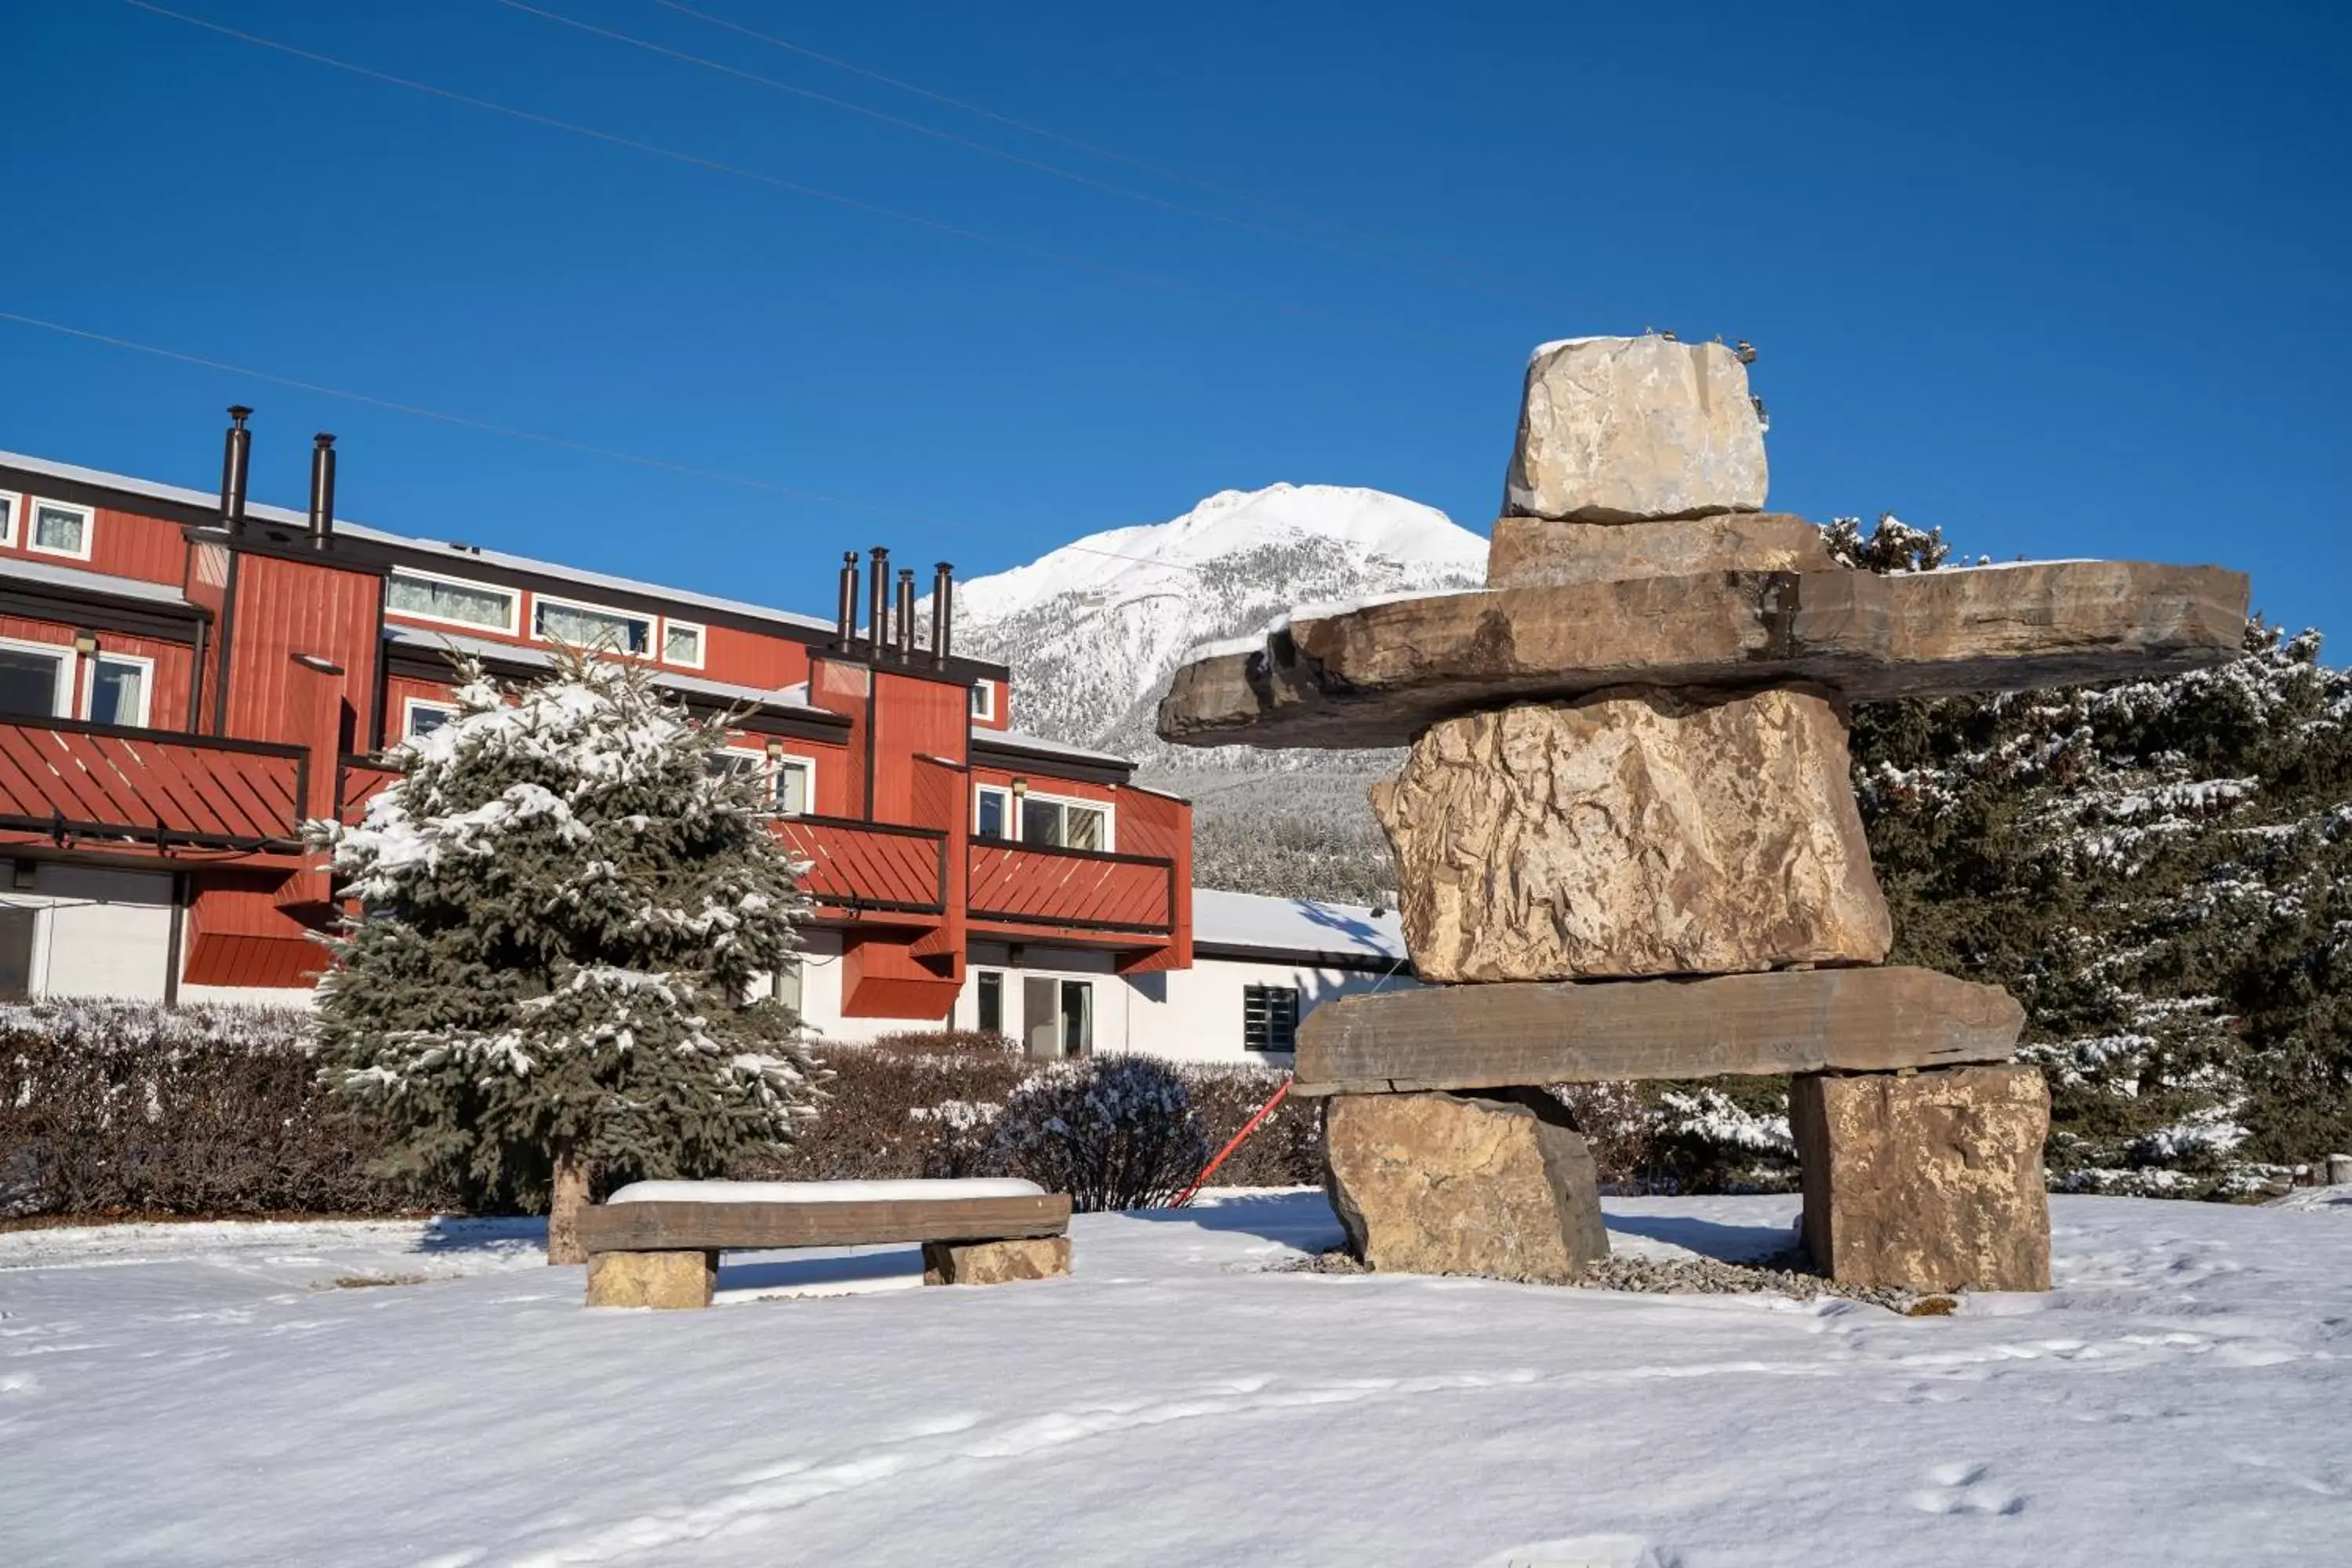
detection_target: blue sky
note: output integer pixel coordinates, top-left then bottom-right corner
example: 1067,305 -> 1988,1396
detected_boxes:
2,2 -> 2344,637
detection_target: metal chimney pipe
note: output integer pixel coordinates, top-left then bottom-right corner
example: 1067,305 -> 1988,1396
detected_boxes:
895,568 -> 916,658
307,434 -> 337,546
867,546 -> 891,654
219,406 -> 252,530
931,561 -> 953,666
835,551 -> 860,648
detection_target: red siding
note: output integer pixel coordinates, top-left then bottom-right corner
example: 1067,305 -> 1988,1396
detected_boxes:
223,553 -> 383,753
869,668 -> 967,824
185,874 -> 327,988
0,617 -> 196,731
2,499 -> 190,586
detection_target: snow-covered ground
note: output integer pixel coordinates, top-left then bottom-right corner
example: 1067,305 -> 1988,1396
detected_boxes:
5,1191 -> 2350,1566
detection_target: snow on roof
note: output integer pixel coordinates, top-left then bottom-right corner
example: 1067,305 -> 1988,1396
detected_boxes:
383,623 -> 833,718
973,727 -> 1135,768
1191,888 -> 1407,967
0,552 -> 194,608
0,449 -> 834,637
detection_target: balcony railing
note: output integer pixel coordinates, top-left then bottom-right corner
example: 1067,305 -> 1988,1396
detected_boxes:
0,717 -> 308,853
968,840 -> 1176,935
337,754 -> 402,823
773,815 -> 949,916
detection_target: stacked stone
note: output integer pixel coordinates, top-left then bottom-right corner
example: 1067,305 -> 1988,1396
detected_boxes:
1157,334 -> 2248,1294
1331,336 -> 2042,1291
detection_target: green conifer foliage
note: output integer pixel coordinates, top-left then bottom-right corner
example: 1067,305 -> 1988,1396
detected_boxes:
1839,513 -> 2350,1195
309,650 -> 823,1251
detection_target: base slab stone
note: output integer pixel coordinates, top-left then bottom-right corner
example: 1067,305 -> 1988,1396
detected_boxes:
1373,684 -> 1889,982
1792,1064 -> 2052,1294
922,1235 -> 1073,1287
1324,1090 -> 1607,1282
586,1249 -> 717,1309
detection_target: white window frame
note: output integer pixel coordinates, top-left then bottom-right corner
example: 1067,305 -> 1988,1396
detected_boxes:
385,567 -> 521,637
974,783 -> 1011,840
0,636 -> 74,717
717,746 -> 818,815
532,592 -> 655,659
81,650 -> 156,729
25,498 -> 95,563
661,618 -> 706,670
969,679 -> 996,722
1016,788 -> 1115,853
0,491 -> 20,548
401,697 -> 462,739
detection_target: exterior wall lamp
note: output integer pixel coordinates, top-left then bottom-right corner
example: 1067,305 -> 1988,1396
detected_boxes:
71,630 -> 98,657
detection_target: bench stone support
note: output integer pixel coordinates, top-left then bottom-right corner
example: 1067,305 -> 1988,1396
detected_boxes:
1323,1089 -> 1607,1283
1792,1064 -> 2052,1293
922,1234 -> 1073,1286
586,1248 -> 718,1310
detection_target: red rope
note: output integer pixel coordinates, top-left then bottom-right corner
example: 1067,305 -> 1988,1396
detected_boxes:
1172,1076 -> 1294,1209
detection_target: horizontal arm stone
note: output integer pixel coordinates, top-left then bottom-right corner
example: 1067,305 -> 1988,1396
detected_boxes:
1156,561 -> 2250,750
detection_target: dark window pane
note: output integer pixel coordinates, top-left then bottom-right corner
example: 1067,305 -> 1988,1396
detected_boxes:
1021,798 -> 1060,844
90,659 -> 146,727
976,790 -> 1005,839
0,648 -> 63,718
0,906 -> 33,1000
1243,985 -> 1301,1051
1059,980 -> 1092,1055
977,971 -> 1002,1034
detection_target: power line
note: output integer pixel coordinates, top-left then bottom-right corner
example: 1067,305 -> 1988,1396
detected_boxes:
652,0 -> 1541,301
0,307 -> 1207,575
118,1 -> 1489,355
496,0 -> 1540,306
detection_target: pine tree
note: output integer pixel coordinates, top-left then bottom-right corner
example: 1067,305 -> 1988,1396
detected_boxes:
310,649 -> 823,1261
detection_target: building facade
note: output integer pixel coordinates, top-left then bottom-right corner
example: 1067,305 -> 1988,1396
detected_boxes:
0,416 -> 1406,1060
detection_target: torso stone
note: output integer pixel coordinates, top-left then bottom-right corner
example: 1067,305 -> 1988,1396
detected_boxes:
1486,511 -> 1833,588
1372,684 -> 1890,982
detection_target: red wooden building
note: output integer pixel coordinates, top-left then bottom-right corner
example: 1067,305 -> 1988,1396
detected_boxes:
0,412 -> 1192,1038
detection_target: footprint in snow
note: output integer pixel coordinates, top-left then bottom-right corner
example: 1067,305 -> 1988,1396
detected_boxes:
1909,1461 -> 2025,1517
1471,1534 -> 1678,1568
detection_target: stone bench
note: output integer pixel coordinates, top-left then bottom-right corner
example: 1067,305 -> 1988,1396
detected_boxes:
578,1179 -> 1073,1309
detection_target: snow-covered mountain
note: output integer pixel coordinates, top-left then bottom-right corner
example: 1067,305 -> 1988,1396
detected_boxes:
953,484 -> 1486,758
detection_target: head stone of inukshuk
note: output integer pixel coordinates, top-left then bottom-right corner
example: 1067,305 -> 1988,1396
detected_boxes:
1155,334 -> 2250,1294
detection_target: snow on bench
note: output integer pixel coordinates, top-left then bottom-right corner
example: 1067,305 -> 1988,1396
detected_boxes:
579,1177 -> 1073,1309
607,1178 -> 1047,1205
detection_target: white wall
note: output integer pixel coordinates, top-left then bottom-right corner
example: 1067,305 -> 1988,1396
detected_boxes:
1130,953 -> 1414,1064
2,864 -> 175,1001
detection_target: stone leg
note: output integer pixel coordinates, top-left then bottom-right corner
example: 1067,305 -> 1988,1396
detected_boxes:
923,1235 -> 1072,1286
1323,1089 -> 1608,1282
1791,1065 -> 2052,1293
586,1249 -> 717,1308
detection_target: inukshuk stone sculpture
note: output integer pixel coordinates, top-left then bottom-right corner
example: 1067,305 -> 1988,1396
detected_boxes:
1157,333 -> 2252,1293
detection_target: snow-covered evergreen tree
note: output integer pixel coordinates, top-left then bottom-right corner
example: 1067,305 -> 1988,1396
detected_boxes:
309,650 -> 822,1261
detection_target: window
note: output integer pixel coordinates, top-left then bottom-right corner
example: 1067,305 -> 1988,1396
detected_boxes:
0,641 -> 70,719
402,698 -> 459,739
768,956 -> 802,1014
1243,985 -> 1301,1053
83,653 -> 153,728
711,749 -> 816,815
662,619 -> 705,669
1018,793 -> 1109,851
969,681 -> 996,721
975,970 -> 1004,1035
0,906 -> 34,1002
0,492 -> 18,547
534,595 -> 652,656
387,569 -> 519,634
27,499 -> 93,561
975,786 -> 1009,840
1022,975 -> 1091,1058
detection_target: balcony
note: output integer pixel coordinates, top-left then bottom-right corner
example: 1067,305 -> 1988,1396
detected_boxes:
0,717 -> 310,856
773,815 -> 949,917
968,840 -> 1176,936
